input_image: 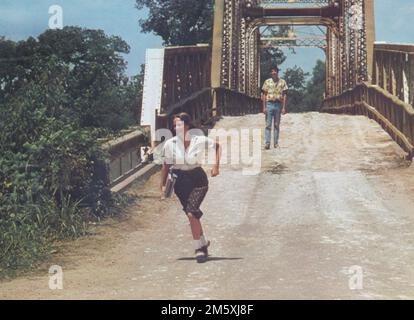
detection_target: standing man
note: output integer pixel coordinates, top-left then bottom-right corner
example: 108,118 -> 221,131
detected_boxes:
262,65 -> 289,150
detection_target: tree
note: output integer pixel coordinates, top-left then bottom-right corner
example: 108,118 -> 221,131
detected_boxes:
0,37 -> 19,104
0,27 -> 140,272
0,27 -> 143,131
135,0 -> 214,45
280,60 -> 326,113
37,27 -> 131,128
283,66 -> 309,113
303,59 -> 326,111
91,68 -> 145,131
284,66 -> 309,91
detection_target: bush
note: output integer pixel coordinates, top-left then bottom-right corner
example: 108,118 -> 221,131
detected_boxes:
0,28 -> 142,275
0,188 -> 87,272
0,103 -> 111,273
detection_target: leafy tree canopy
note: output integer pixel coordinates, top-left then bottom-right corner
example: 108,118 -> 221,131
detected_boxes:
0,27 -> 143,272
135,0 -> 214,45
284,66 -> 309,91
303,59 -> 326,111
0,27 -> 143,130
281,60 -> 326,113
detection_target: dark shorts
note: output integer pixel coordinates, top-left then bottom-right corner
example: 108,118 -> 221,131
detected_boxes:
173,167 -> 209,220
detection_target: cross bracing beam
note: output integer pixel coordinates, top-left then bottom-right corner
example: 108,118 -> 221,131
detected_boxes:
261,36 -> 326,41
244,6 -> 341,19
252,17 -> 336,26
260,36 -> 327,49
259,0 -> 331,7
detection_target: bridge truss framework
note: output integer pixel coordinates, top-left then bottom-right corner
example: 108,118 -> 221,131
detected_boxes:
211,0 -> 375,99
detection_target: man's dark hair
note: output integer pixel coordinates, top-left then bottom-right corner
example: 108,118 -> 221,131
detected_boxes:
270,65 -> 280,72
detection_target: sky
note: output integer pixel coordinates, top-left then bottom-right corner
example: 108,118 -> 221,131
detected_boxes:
0,0 -> 413,77
0,0 -> 163,76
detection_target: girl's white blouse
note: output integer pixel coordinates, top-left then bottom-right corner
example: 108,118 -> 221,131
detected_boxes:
162,135 -> 216,171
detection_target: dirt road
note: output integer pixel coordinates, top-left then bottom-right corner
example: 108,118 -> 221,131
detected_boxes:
1,113 -> 414,299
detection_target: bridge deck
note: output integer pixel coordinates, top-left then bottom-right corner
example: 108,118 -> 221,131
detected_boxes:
1,113 -> 414,299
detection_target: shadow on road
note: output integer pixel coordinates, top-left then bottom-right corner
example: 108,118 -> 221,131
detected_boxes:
177,257 -> 243,262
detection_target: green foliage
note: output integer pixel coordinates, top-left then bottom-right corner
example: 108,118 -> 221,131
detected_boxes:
281,60 -> 326,113
135,0 -> 214,45
284,66 -> 309,91
0,92 -> 110,272
0,27 -> 141,132
302,60 -> 326,111
283,66 -> 309,113
0,189 -> 87,272
0,27 -> 142,275
89,71 -> 145,132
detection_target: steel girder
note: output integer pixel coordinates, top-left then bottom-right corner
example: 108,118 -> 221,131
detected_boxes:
211,0 -> 374,98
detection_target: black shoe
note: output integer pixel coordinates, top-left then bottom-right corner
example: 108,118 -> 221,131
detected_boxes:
274,144 -> 279,149
195,240 -> 210,263
201,240 -> 210,256
265,144 -> 270,150
195,249 -> 208,263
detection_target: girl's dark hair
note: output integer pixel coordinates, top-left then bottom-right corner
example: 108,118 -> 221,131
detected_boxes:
173,112 -> 196,129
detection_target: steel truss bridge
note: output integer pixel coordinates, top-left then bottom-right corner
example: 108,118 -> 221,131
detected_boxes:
107,0 -> 414,191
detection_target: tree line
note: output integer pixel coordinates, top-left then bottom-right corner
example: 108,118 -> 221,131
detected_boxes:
0,27 -> 142,274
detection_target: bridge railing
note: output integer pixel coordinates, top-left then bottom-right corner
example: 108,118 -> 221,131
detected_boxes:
322,82 -> 414,159
156,87 -> 261,131
214,88 -> 262,116
143,43 -> 261,133
373,43 -> 414,106
157,88 -> 213,131
101,129 -> 150,190
160,45 -> 211,114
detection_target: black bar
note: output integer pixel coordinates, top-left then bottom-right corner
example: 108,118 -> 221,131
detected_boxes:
0,300 -> 408,319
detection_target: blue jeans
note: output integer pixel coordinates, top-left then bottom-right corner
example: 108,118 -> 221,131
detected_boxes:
265,101 -> 282,145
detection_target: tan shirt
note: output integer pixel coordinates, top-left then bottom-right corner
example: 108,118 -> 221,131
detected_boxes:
262,78 -> 289,102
